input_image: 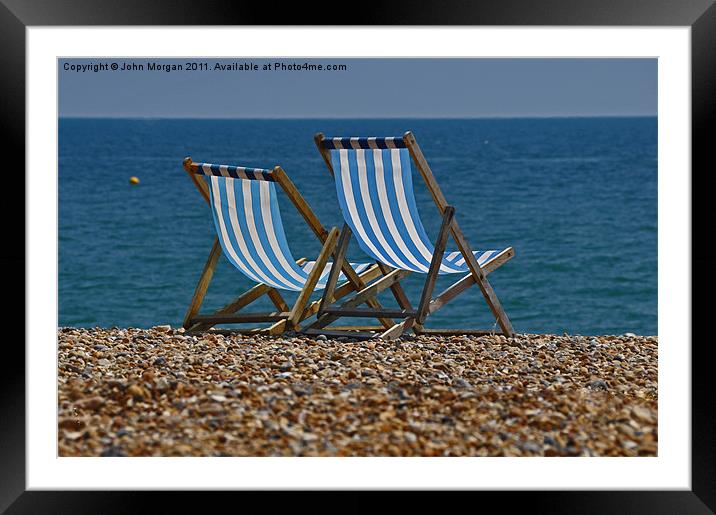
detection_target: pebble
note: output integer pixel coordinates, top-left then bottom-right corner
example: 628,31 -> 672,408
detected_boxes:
453,378 -> 473,389
587,379 -> 609,390
522,441 -> 541,453
76,396 -> 104,410
57,328 -> 657,457
154,378 -> 170,392
631,405 -> 655,424
100,446 -> 126,457
127,384 -> 147,400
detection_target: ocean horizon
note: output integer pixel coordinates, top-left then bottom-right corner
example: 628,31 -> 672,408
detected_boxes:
58,116 -> 657,335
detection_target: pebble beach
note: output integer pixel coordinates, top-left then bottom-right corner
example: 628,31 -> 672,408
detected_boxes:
58,327 -> 657,457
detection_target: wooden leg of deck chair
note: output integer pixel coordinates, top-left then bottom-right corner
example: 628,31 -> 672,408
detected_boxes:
416,206 -> 454,325
287,227 -> 339,329
264,263 -> 383,333
188,284 -> 269,333
426,247 -> 514,316
379,264 -> 421,337
379,318 -> 415,340
313,223 -> 395,329
189,285 -> 290,333
267,289 -> 290,312
334,253 -> 395,329
264,290 -> 292,331
404,132 -> 515,338
274,165 -> 393,330
377,263 -> 411,307
344,278 -> 395,329
317,223 -> 352,318
190,258 -> 309,333
266,320 -> 288,335
305,268 -> 411,331
183,238 -> 222,330
450,224 -> 515,337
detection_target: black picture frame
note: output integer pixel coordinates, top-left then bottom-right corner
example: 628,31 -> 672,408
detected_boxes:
2,0 -> 713,512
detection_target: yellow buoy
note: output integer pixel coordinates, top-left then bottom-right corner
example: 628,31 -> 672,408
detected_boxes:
129,176 -> 140,185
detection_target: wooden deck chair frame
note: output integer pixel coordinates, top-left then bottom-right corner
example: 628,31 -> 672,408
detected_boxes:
181,157 -> 395,335
304,131 -> 516,340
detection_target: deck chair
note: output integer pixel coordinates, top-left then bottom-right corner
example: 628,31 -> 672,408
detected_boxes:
304,132 -> 516,340
181,157 -> 389,334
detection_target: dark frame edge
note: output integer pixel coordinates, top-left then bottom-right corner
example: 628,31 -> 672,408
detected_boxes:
2,0 -> 715,512
0,1 -> 26,514
692,1 -> 716,512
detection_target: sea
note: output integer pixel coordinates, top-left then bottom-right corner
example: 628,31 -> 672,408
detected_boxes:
58,117 -> 657,336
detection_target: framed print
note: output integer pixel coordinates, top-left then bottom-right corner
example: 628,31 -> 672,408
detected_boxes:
3,0 -> 715,512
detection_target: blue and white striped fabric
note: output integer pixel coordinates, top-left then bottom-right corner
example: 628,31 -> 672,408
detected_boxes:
203,172 -> 371,291
328,141 -> 507,274
322,137 -> 407,150
194,162 -> 275,181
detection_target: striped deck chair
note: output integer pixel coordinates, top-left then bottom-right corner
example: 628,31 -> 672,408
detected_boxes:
304,132 -> 515,340
180,157 -> 385,334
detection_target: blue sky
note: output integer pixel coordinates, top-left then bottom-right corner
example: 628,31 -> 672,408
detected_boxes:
59,58 -> 656,118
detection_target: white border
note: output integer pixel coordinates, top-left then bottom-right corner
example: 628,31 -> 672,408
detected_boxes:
28,27 -> 690,489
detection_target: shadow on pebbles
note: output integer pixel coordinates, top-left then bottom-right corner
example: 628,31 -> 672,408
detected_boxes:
57,327 -> 657,457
